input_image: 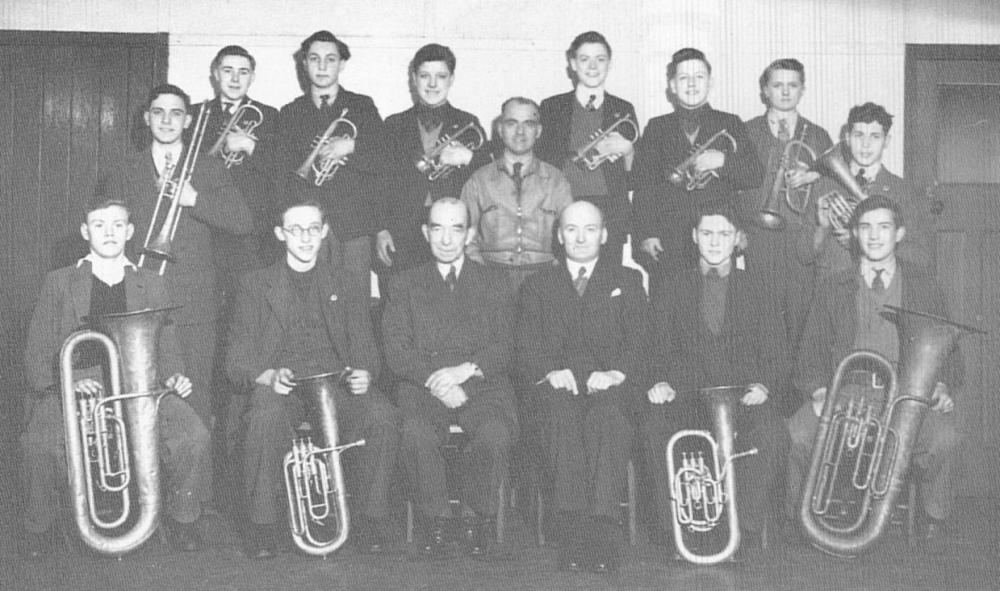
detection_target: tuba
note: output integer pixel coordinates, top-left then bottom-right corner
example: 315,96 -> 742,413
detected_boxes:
757,127 -> 818,230
812,142 -> 868,234
139,101 -> 212,275
295,108 -> 357,186
571,113 -> 639,171
415,121 -> 485,181
669,129 -> 738,191
800,305 -> 983,557
60,307 -> 180,556
283,370 -> 366,556
207,102 -> 264,168
666,385 -> 759,564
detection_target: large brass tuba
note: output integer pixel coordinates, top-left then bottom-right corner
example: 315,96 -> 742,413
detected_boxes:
415,120 -> 485,181
283,370 -> 366,556
757,127 -> 818,230
666,385 -> 758,564
60,307 -> 179,556
207,102 -> 264,168
669,129 -> 738,191
295,108 -> 357,186
800,305 -> 982,557
812,142 -> 868,234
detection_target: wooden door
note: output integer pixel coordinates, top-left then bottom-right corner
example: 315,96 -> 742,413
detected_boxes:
906,44 -> 1000,496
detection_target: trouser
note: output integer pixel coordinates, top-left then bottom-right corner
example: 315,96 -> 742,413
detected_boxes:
22,391 -> 209,533
485,260 -> 558,293
242,382 -> 399,525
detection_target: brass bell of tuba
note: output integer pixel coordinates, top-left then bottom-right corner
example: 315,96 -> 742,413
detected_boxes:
812,142 -> 868,234
60,306 -> 180,556
283,370 -> 366,556
666,385 -> 759,564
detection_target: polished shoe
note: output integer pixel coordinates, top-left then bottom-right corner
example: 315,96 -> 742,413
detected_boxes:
421,516 -> 449,557
467,516 -> 494,556
165,519 -> 204,553
248,524 -> 277,560
22,531 -> 50,561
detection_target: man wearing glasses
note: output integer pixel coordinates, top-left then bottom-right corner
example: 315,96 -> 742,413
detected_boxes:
461,97 -> 573,289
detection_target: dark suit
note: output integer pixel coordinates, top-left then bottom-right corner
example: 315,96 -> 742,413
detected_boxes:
382,260 -> 516,519
22,261 -> 209,534
642,267 -> 789,537
517,258 -> 647,520
225,257 -> 399,525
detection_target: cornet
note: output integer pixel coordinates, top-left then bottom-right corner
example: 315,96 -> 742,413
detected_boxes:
296,108 -> 357,186
757,129 -> 818,230
571,113 -> 639,171
669,129 -> 738,191
207,102 -> 263,168
415,121 -> 485,181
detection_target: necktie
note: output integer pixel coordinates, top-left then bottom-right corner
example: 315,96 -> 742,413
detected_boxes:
319,94 -> 332,111
585,94 -> 597,111
855,168 -> 867,189
161,151 -> 174,179
445,265 -> 457,292
573,266 -> 589,296
512,162 -> 523,200
871,268 -> 886,293
777,119 -> 791,143
223,101 -> 235,115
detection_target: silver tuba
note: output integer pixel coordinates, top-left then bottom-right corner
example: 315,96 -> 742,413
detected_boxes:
666,385 -> 758,564
669,129 -> 738,191
283,370 -> 366,556
60,306 -> 180,556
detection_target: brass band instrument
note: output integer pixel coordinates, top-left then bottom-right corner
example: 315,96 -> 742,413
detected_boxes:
295,108 -> 357,186
139,101 -> 211,275
415,121 -> 485,181
669,129 -> 738,191
60,307 -> 179,556
813,142 -> 868,234
207,103 -> 263,168
571,113 -> 639,171
757,130 -> 818,230
800,305 -> 982,557
666,385 -> 759,564
283,370 -> 366,556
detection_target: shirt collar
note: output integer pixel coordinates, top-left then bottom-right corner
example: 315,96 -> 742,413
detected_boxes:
767,111 -> 799,135
851,162 -> 883,182
437,256 -> 465,280
860,257 -> 896,288
699,258 -> 732,278
567,258 -> 598,280
78,253 -> 136,286
574,87 -> 605,110
498,156 -> 542,178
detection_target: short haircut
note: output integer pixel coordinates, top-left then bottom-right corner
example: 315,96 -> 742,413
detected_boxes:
211,45 -> 256,71
668,47 -> 711,80
84,195 -> 130,218
849,194 -> 904,229
146,84 -> 190,111
426,197 -> 469,226
693,202 -> 741,231
847,102 -> 893,133
410,43 -> 456,76
759,58 -> 804,90
300,30 -> 351,61
566,31 -> 612,61
558,200 -> 605,228
500,96 -> 540,117
278,197 -> 326,225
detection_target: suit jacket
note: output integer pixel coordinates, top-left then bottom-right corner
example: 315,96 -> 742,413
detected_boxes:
536,91 -> 637,233
24,261 -> 183,393
380,104 -> 490,271
647,267 -> 787,407
225,256 -> 381,389
794,261 -> 962,400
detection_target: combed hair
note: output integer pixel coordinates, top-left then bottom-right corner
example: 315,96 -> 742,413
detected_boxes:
566,31 -> 611,61
300,30 -> 350,61
410,43 -> 456,76
759,58 -> 804,90
211,45 -> 256,71
667,47 -> 711,79
849,194 -> 904,229
146,83 -> 190,111
848,102 -> 893,133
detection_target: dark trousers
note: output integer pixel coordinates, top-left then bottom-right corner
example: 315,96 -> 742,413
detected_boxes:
22,392 -> 209,533
242,383 -> 399,525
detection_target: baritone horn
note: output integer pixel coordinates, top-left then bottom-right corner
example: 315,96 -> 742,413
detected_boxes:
139,101 -> 211,275
283,370 -> 366,556
800,305 -> 983,557
666,385 -> 758,564
669,129 -> 738,191
812,142 -> 868,233
60,307 -> 180,556
207,103 -> 263,168
757,127 -> 818,230
415,121 -> 485,181
296,108 -> 357,186
571,113 -> 639,171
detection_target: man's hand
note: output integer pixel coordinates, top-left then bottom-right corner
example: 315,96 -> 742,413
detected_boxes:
647,382 -> 677,405
811,386 -> 828,416
437,384 -> 468,409
641,237 -> 664,261
73,378 -> 102,396
544,369 -> 579,396
224,128 -> 257,156
375,230 -> 396,267
694,149 -> 725,174
425,363 -> 478,398
176,179 -> 198,207
784,168 -> 820,190
438,143 -> 473,167
345,369 -> 371,395
741,383 -> 768,406
319,136 -> 355,163
931,382 -> 954,414
586,370 -> 625,394
257,367 -> 294,395
595,132 -> 634,162
164,373 -> 192,398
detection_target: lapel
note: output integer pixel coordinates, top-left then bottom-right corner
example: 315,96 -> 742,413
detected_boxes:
69,263 -> 93,324
316,262 -> 348,362
262,260 -> 348,362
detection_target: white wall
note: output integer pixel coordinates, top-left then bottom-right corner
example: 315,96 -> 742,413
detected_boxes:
5,0 -> 1000,173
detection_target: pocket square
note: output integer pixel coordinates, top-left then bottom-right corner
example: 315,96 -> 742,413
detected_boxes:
610,288 -> 622,297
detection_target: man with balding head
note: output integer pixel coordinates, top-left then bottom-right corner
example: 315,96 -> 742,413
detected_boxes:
382,197 -> 516,557
517,200 -> 647,573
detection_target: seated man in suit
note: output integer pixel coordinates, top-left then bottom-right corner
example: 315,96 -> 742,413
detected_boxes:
226,198 -> 399,559
382,197 -> 517,557
786,195 -> 961,540
643,203 -> 789,560
517,200 -> 647,573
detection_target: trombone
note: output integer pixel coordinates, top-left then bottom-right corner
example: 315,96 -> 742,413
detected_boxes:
669,129 -> 738,191
207,102 -> 263,168
571,113 -> 639,171
415,121 -> 485,181
295,108 -> 357,186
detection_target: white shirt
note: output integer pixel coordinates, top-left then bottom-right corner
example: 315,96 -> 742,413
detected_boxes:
77,253 -> 137,286
566,258 -> 598,282
437,256 -> 466,281
575,87 -> 605,111
850,162 -> 883,184
860,257 -> 896,289
767,112 -> 799,139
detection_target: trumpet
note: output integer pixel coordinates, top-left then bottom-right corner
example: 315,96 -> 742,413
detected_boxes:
415,121 -> 485,181
283,370 -> 366,556
296,108 -> 357,186
139,101 -> 211,275
757,129 -> 818,230
669,129 -> 738,191
667,385 -> 758,564
812,142 -> 868,233
207,102 -> 263,168
571,113 -> 639,171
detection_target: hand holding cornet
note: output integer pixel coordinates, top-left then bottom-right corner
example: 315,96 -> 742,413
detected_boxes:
224,127 -> 258,157
784,167 -> 819,190
438,142 -> 474,167
594,131 -> 634,162
318,135 -> 355,163
164,373 -> 192,398
740,383 -> 768,406
693,149 -> 725,175
344,368 -> 370,395
647,381 -> 677,404
437,384 -> 468,409
586,370 -> 625,394
543,368 -> 579,395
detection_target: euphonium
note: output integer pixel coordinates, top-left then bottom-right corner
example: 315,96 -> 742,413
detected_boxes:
415,121 -> 485,181
666,385 -> 758,564
669,129 -> 738,191
571,113 -> 639,171
139,101 -> 212,275
812,142 -> 868,233
800,305 -> 983,557
283,370 -> 366,556
207,102 -> 264,168
295,108 -> 357,186
60,306 -> 180,556
757,132 -> 818,230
